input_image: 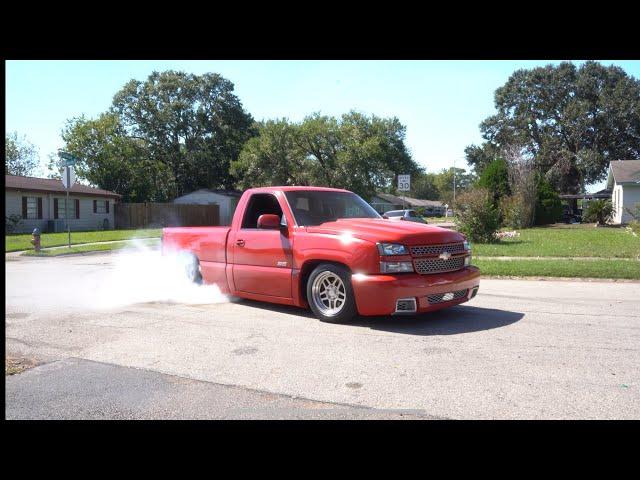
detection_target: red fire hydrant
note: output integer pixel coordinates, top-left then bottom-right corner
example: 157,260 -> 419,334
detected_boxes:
31,228 -> 41,253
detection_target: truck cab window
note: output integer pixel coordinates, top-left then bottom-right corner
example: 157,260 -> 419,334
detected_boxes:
241,193 -> 283,228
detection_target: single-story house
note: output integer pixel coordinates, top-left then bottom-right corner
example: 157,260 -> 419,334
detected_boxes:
370,193 -> 446,216
5,174 -> 121,233
173,189 -> 242,226
607,160 -> 640,224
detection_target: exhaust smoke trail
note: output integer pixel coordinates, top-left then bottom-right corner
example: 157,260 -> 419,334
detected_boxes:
92,240 -> 228,309
7,240 -> 229,314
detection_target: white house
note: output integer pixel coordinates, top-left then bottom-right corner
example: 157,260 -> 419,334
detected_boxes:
173,189 -> 242,226
607,160 -> 640,224
5,174 -> 121,233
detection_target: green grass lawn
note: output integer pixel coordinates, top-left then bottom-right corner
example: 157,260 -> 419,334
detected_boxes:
22,238 -> 160,256
6,228 -> 162,252
472,226 -> 640,259
474,258 -> 640,279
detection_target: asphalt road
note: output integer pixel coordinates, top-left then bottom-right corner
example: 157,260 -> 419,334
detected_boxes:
5,251 -> 640,419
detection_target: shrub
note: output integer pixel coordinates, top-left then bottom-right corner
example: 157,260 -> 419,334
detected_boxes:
583,199 -> 613,225
500,194 -> 528,229
477,158 -> 510,205
535,177 -> 563,225
5,214 -> 23,234
455,187 -> 500,243
628,221 -> 640,236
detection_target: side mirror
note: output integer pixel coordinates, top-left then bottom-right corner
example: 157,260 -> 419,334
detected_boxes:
382,214 -> 389,219
257,214 -> 281,229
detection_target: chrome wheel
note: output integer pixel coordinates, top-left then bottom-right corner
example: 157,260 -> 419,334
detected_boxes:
311,271 -> 347,317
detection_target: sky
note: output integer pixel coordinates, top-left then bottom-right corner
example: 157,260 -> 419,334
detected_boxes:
6,60 -> 640,191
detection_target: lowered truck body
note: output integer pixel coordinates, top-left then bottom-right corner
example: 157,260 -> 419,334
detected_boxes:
162,186 -> 480,323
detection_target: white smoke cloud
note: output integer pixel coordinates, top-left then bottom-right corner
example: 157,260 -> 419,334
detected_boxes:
92,240 -> 228,309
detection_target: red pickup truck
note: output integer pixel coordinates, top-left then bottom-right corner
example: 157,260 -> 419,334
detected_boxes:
162,186 -> 480,323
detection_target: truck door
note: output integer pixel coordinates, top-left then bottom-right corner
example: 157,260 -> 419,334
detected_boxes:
231,193 -> 293,298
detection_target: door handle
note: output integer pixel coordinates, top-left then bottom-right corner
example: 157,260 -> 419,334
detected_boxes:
236,239 -> 245,247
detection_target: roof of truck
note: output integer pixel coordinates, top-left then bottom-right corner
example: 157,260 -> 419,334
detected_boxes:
246,186 -> 350,193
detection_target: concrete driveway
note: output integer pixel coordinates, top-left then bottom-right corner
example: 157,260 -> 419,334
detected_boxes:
5,251 -> 640,419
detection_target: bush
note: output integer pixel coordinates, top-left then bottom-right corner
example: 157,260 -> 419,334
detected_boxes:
477,158 -> 510,205
5,214 -> 22,234
500,194 -> 528,229
456,187 -> 501,243
583,199 -> 613,225
535,177 -> 563,225
628,221 -> 640,236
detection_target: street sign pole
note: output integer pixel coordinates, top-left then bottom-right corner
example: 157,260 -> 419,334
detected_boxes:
66,167 -> 70,248
397,174 -> 411,210
58,151 -> 79,248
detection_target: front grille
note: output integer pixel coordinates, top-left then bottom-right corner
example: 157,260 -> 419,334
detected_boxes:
410,242 -> 465,257
414,256 -> 465,274
427,289 -> 468,304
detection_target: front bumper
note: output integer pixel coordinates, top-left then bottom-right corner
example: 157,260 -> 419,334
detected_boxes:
351,266 -> 481,316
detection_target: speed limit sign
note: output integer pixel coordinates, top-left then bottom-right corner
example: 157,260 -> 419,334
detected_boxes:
398,174 -> 410,192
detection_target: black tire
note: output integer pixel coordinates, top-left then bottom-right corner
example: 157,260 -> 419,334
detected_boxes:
306,263 -> 357,323
181,252 -> 202,284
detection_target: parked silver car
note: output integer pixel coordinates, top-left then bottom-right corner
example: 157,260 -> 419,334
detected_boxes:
383,209 -> 427,223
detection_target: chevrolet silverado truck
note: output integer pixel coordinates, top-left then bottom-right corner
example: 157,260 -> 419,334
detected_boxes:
162,186 -> 480,323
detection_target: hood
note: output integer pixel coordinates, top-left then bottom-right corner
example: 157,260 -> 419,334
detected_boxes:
305,218 -> 463,245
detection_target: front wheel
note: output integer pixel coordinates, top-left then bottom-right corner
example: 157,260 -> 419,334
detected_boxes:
307,263 -> 357,323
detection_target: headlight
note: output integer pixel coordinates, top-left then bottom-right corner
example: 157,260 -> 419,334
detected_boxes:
377,243 -> 409,256
380,261 -> 414,273
463,240 -> 471,251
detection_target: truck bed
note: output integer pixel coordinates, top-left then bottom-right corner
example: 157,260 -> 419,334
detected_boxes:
162,226 -> 231,264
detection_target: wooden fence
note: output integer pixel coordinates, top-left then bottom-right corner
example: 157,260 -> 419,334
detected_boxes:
114,203 -> 219,229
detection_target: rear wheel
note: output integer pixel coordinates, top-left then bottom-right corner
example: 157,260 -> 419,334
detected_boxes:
180,253 -> 202,284
307,263 -> 357,323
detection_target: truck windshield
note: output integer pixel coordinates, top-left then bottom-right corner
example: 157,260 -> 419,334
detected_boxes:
285,190 -> 381,226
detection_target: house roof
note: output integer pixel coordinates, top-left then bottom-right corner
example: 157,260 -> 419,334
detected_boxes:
373,193 -> 444,208
5,175 -> 121,199
608,160 -> 640,186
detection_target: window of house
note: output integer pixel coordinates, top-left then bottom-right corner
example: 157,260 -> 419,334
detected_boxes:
93,199 -> 109,214
22,196 -> 42,219
55,198 -> 80,219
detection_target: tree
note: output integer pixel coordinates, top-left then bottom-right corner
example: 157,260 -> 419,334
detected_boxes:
467,61 -> 640,193
111,70 -> 256,197
55,113 -> 173,202
464,143 -> 501,175
477,157 -> 510,205
504,145 -> 538,228
231,119 -> 312,188
433,167 -> 475,206
232,112 -> 420,200
410,172 -> 439,200
535,176 -> 563,225
6,132 -> 39,176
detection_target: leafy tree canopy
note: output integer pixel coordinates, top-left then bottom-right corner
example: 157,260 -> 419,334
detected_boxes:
53,113 -> 174,202
231,112 -> 421,200
6,132 -> 39,176
466,61 -> 640,193
58,70 -> 256,200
